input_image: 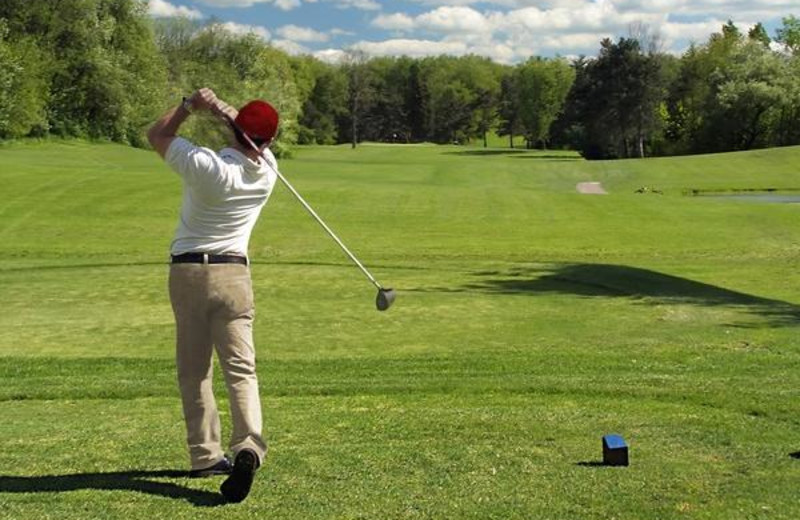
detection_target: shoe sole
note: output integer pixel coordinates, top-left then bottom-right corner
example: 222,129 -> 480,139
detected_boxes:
188,457 -> 233,478
189,468 -> 232,478
220,450 -> 258,503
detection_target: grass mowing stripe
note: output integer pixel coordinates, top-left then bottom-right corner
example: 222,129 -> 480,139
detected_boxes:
2,356 -> 796,430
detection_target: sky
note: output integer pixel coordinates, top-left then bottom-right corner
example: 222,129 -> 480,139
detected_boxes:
146,0 -> 797,63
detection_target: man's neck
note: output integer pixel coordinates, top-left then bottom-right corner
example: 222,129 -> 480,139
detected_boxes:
233,143 -> 261,162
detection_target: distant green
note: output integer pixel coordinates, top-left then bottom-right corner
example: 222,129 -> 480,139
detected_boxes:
0,141 -> 798,519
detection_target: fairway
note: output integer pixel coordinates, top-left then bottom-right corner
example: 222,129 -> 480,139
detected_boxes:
1,141 -> 799,519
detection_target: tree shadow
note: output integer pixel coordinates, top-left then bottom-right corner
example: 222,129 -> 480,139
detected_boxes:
0,470 -> 225,507
0,261 -> 167,273
419,263 -> 800,328
510,155 -> 583,161
443,150 -> 582,160
444,149 -> 529,156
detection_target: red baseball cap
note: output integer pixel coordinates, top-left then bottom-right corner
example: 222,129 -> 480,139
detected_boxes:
235,100 -> 279,143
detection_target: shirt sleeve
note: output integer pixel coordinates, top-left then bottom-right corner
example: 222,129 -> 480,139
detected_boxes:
164,137 -> 225,189
259,147 -> 279,172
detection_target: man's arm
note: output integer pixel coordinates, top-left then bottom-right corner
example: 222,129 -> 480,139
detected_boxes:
147,104 -> 189,159
147,88 -> 238,159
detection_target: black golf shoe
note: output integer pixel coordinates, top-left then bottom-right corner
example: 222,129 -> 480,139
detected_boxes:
220,449 -> 259,503
188,456 -> 233,478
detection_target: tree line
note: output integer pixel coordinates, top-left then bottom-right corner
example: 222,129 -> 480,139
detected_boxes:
1,0 -> 799,159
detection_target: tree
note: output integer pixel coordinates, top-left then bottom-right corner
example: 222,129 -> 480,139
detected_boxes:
364,56 -> 416,143
515,57 -> 575,149
418,57 -> 474,143
0,0 -> 166,144
773,54 -> 800,146
776,15 -> 800,55
297,59 -> 347,144
497,70 -> 523,148
664,21 -> 745,154
748,22 -> 771,47
458,56 -> 503,147
342,49 -> 373,149
712,41 -> 786,150
663,19 -> 800,154
570,38 -> 666,159
0,20 -> 50,138
413,55 -> 501,145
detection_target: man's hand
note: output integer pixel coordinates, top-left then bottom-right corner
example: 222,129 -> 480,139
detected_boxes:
187,88 -> 218,112
187,88 -> 238,120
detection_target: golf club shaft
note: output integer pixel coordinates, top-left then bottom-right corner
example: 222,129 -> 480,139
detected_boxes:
224,115 -> 383,291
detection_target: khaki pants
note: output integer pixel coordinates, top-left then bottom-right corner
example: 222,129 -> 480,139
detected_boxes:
169,263 -> 267,470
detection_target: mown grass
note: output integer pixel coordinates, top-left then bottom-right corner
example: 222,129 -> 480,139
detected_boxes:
0,140 -> 798,519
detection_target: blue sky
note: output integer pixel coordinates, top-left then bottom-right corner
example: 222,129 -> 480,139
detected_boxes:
147,0 -> 797,63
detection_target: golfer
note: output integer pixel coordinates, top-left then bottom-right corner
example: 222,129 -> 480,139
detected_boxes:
148,88 -> 278,503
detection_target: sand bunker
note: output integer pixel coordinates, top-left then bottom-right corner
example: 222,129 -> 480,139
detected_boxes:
577,182 -> 607,194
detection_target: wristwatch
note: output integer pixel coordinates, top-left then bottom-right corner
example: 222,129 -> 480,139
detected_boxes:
181,96 -> 194,114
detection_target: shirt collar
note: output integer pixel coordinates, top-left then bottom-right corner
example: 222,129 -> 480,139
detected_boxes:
220,147 -> 266,175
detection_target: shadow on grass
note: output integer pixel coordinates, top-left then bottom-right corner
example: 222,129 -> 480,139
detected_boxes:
575,461 -> 610,467
416,263 -> 800,328
790,451 -> 800,459
444,150 -> 582,160
0,470 -> 225,507
444,149 -> 529,156
0,261 -> 167,273
510,155 -> 583,161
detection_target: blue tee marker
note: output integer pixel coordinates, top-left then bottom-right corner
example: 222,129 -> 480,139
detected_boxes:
602,434 -> 629,466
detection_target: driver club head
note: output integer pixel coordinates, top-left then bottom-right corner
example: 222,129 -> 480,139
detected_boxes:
376,288 -> 396,311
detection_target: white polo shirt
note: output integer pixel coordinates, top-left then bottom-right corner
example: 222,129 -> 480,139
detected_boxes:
165,137 -> 278,257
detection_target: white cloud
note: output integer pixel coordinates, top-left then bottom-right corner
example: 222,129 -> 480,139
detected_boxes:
195,0 -> 301,8
373,13 -> 417,31
333,0 -> 381,10
215,21 -> 271,39
659,19 -> 728,46
277,24 -> 330,42
274,0 -> 302,9
196,0 -> 377,10
147,0 -> 204,19
417,6 -> 491,34
612,0 -> 797,19
314,48 -> 349,63
351,38 -> 469,58
273,39 -> 312,54
196,0 -> 264,6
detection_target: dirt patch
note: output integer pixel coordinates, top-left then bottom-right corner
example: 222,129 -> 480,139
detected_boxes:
577,182 -> 607,195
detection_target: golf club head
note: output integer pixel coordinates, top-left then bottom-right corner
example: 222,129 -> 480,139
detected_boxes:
376,288 -> 396,311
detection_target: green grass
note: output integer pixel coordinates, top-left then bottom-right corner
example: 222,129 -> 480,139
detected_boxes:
0,140 -> 799,519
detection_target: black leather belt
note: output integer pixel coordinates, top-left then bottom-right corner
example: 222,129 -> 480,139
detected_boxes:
171,253 -> 248,266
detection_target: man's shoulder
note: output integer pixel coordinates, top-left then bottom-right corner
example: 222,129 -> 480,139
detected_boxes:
165,137 -> 226,184
168,137 -> 221,160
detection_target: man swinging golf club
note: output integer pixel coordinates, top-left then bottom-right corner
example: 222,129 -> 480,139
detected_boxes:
148,88 -> 278,503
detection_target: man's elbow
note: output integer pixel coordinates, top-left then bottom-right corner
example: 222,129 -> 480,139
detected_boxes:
147,124 -> 160,149
148,126 -> 173,159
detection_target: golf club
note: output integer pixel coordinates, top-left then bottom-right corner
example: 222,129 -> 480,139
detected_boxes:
222,113 -> 396,311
